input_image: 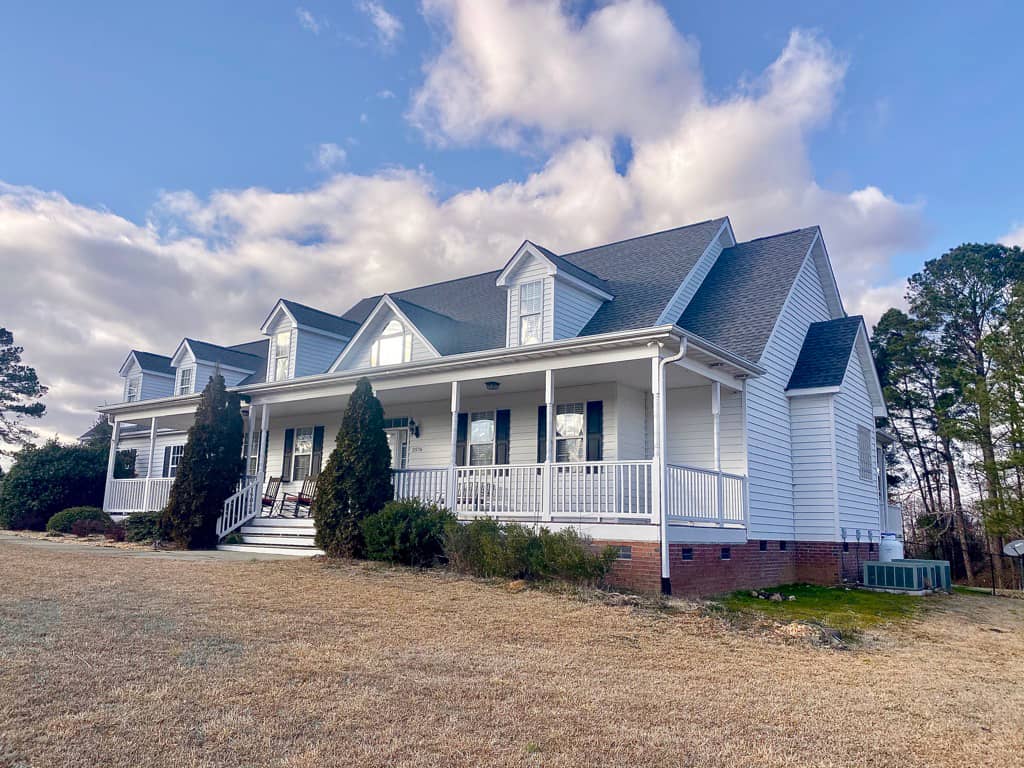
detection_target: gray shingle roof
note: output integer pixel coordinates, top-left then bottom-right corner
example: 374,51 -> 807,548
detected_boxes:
786,316 -> 863,390
131,351 -> 174,376
678,227 -> 820,362
530,242 -> 612,294
186,339 -> 264,371
280,299 -> 360,337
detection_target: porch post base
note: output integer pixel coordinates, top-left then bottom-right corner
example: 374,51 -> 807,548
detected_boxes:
660,576 -> 672,595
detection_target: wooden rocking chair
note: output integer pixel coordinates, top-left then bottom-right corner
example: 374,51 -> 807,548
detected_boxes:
282,475 -> 319,518
261,476 -> 283,517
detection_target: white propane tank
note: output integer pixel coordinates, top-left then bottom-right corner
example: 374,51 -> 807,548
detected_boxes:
879,532 -> 904,563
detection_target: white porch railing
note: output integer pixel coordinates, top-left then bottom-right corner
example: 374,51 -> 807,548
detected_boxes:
104,478 -> 175,514
455,464 -> 545,519
391,460 -> 744,525
216,474 -> 264,539
664,463 -> 745,525
551,460 -> 653,519
393,468 -> 449,505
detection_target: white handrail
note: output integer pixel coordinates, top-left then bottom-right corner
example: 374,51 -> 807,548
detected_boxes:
393,468 -> 449,505
664,463 -> 746,525
216,474 -> 264,539
104,478 -> 175,514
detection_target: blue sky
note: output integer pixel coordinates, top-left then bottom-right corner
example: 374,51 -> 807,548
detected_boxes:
0,0 -> 1021,443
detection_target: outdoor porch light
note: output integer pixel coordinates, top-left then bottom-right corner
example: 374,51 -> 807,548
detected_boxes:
485,381 -> 500,391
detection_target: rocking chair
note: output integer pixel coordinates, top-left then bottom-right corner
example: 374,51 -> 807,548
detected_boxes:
282,475 -> 319,518
261,476 -> 283,517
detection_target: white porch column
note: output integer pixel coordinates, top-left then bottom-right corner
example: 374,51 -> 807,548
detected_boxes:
447,381 -> 460,511
245,403 -> 256,477
257,403 -> 271,477
543,369 -> 554,522
711,381 -> 723,523
142,417 -> 158,511
102,419 -> 121,513
652,353 -> 669,590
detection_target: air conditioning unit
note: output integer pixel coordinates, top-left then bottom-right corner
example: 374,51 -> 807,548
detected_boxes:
863,559 -> 951,594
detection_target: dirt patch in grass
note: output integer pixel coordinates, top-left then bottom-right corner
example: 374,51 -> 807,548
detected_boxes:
0,539 -> 1022,767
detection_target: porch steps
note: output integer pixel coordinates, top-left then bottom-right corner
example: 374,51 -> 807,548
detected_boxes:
216,517 -> 322,557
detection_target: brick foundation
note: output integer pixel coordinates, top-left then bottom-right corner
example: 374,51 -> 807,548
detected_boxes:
598,539 -> 878,596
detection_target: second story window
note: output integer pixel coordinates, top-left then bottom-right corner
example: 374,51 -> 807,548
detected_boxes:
519,280 -> 543,345
126,376 -> 141,402
273,330 -> 291,381
177,367 -> 193,396
371,320 -> 412,367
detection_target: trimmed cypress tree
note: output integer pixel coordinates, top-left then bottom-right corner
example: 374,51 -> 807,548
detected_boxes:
159,374 -> 244,548
313,377 -> 393,557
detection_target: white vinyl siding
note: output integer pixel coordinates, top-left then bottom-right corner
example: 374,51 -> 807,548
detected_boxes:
663,385 -> 746,475
615,383 -> 648,460
834,351 -> 882,535
121,359 -> 175,402
552,279 -> 604,340
790,393 -> 838,541
336,309 -> 437,371
744,253 -> 831,540
294,328 -> 347,377
115,430 -> 188,479
176,365 -> 194,395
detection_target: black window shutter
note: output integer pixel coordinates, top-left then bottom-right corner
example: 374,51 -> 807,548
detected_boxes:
282,428 -> 295,480
455,413 -> 468,466
311,426 -> 325,477
537,405 -> 547,463
495,409 -> 511,465
586,401 -> 603,461
162,446 -> 171,478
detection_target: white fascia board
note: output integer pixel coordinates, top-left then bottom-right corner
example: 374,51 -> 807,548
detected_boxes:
495,241 -> 558,287
169,339 -> 192,369
809,228 -> 846,319
98,394 -> 202,419
854,323 -> 888,419
118,352 -> 140,378
785,386 -> 841,397
294,324 -> 351,342
328,294 -> 440,372
259,300 -> 297,335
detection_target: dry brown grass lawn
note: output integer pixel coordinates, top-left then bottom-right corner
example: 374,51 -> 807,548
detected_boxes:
0,537 -> 1021,768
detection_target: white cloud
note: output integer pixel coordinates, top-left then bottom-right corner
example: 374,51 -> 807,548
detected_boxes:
296,7 -> 321,34
410,0 -> 701,147
999,224 -> 1024,247
358,1 -> 402,49
313,142 -> 347,170
377,89 -> 396,100
0,3 -> 924,446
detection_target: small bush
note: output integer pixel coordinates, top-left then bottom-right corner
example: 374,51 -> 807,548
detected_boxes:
105,522 -> 126,542
446,520 -> 616,584
46,506 -> 111,534
125,511 -> 162,543
71,518 -> 110,537
362,499 -> 456,568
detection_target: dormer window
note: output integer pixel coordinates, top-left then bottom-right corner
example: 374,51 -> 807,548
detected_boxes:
126,376 -> 141,402
371,320 -> 412,367
178,367 -> 193,395
273,330 -> 291,381
519,280 -> 543,345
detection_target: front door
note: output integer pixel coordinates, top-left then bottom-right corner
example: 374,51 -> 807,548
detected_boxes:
386,428 -> 409,469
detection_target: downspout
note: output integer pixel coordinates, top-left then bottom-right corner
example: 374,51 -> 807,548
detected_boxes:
657,337 -> 687,595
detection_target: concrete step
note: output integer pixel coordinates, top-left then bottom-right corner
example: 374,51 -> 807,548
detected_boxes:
241,533 -> 317,547
248,516 -> 315,529
240,524 -> 316,536
217,543 -> 323,557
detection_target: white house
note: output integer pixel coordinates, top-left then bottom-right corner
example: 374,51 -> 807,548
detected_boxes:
97,217 -> 894,595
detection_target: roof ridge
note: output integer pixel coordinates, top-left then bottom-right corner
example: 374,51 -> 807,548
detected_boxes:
560,217 -> 726,259
186,338 -> 263,358
281,297 -> 353,322
733,226 -> 818,247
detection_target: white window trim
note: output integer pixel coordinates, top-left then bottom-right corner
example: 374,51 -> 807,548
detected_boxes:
273,329 -> 292,381
291,426 -> 315,482
125,375 -> 141,402
371,320 -> 413,367
468,410 -> 497,466
518,280 -> 543,346
177,367 -> 194,396
554,402 -> 586,463
168,445 -> 184,478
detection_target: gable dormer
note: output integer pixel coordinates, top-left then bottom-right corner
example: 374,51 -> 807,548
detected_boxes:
496,241 -> 613,348
330,295 -> 444,372
118,351 -> 174,402
170,339 -> 263,394
260,299 -> 356,381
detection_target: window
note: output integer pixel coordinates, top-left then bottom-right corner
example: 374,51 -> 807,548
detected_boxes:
555,403 -> 585,462
680,548 -> 694,561
273,330 -> 291,381
759,540 -> 768,552
177,367 -> 193,395
469,411 -> 495,466
247,436 -> 260,477
720,547 -> 731,561
518,280 -> 543,345
615,545 -> 632,561
292,427 -> 314,482
126,376 -> 141,402
857,425 -> 873,481
371,320 -> 413,367
168,445 -> 184,478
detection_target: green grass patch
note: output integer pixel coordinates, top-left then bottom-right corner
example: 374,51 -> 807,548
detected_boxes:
716,583 -> 924,637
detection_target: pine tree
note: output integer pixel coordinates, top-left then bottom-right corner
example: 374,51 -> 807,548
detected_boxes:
313,377 -> 393,557
0,328 -> 47,454
159,374 -> 244,548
